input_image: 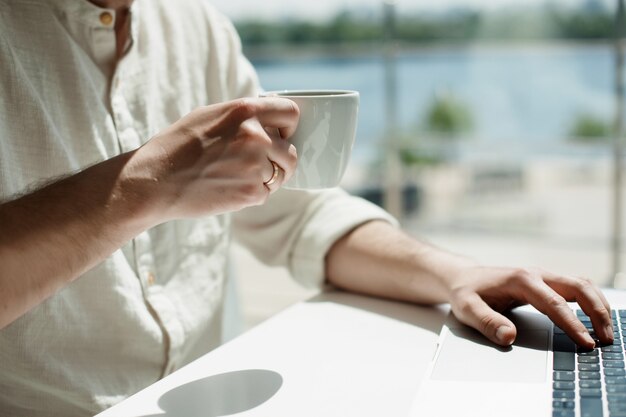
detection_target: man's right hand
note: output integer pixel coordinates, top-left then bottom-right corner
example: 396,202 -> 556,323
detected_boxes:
0,96 -> 299,329
134,97 -> 300,221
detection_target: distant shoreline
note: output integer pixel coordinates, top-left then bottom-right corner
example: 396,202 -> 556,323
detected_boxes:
245,39 -> 614,62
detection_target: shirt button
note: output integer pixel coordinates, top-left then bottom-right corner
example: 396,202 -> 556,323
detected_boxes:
99,11 -> 114,26
147,272 -> 156,286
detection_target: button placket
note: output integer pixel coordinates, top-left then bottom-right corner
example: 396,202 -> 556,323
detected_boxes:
145,288 -> 186,377
134,232 -> 155,288
87,8 -> 117,74
110,90 -> 140,152
146,271 -> 156,287
134,231 -> 185,376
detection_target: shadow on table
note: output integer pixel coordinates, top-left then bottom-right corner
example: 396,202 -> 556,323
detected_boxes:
446,308 -> 553,352
307,289 -> 448,335
137,369 -> 282,417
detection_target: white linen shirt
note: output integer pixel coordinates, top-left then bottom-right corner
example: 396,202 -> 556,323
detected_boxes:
0,0 -> 395,415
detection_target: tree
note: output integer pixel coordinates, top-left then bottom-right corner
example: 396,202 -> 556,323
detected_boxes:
568,113 -> 611,143
424,91 -> 473,137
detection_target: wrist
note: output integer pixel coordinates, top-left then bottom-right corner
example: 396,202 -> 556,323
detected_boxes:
110,148 -> 168,229
408,243 -> 479,303
440,256 -> 481,296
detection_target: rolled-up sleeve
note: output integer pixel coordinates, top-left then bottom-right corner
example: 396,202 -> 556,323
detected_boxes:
213,6 -> 397,288
232,188 -> 398,288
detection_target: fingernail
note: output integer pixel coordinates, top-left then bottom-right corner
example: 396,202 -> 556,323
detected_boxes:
582,332 -> 595,347
496,326 -> 513,345
606,324 -> 615,342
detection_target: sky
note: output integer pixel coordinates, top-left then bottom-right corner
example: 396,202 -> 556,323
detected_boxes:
207,0 -> 610,22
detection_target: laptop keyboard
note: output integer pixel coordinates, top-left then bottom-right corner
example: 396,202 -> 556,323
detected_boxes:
553,309 -> 625,417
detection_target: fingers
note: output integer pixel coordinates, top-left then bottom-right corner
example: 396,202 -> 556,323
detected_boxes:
451,266 -> 611,350
264,127 -> 297,184
452,291 -> 517,346
230,97 -> 300,139
540,270 -> 613,345
262,160 -> 286,195
516,273 -> 598,349
228,99 -> 298,191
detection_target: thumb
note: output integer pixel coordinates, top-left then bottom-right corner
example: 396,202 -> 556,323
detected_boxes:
452,292 -> 517,346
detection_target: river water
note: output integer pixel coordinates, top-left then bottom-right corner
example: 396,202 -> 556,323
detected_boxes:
252,43 -> 617,162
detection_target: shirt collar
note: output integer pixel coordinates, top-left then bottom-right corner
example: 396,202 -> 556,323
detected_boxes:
48,0 -> 140,58
50,0 -> 119,28
47,0 -> 140,38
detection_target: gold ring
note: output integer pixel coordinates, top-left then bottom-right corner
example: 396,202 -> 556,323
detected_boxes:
264,160 -> 280,186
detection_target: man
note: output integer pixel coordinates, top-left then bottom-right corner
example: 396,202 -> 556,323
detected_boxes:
0,0 -> 613,415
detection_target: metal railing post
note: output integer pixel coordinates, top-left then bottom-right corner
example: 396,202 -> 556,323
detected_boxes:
382,0 -> 403,220
611,0 -> 625,286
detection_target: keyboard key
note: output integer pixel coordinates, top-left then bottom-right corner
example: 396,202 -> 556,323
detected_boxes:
608,393 -> 626,403
579,350 -> 600,356
604,360 -> 625,368
580,397 -> 603,417
608,385 -> 626,394
579,356 -> 600,363
602,345 -> 622,353
606,376 -> 626,385
554,333 -> 576,351
579,372 -> 601,380
609,403 -> 626,413
580,388 -> 602,397
552,410 -> 575,417
554,390 -> 576,399
554,352 -> 575,371
554,371 -> 575,381
553,333 -> 576,371
553,399 -> 575,409
602,352 -> 624,360
580,380 -> 602,389
604,368 -> 626,376
554,381 -> 575,390
579,363 -> 600,372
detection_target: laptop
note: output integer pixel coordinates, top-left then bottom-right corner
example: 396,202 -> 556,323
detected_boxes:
409,303 -> 625,417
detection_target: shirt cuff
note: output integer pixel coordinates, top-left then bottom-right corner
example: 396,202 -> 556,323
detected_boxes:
288,190 -> 398,289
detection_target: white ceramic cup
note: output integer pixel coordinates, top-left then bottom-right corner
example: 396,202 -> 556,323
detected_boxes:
261,89 -> 359,189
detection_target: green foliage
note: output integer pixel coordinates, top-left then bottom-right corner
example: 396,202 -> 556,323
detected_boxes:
394,12 -> 482,42
424,93 -> 473,136
237,12 -> 382,47
234,5 -> 615,48
398,148 -> 442,166
569,113 -> 612,142
549,7 -> 613,39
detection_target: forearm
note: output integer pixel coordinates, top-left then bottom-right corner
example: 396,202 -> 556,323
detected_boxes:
325,220 -> 477,305
0,97 -> 301,329
0,149 -> 160,329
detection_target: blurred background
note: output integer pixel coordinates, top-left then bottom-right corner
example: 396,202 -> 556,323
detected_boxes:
214,0 -> 626,335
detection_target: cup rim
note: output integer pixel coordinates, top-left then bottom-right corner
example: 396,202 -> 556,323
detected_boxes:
261,89 -> 359,98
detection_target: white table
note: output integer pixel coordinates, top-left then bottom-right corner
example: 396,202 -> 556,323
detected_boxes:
96,290 -> 449,417
97,289 -> 626,417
